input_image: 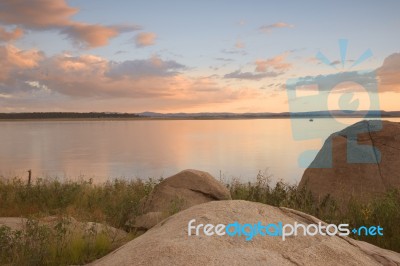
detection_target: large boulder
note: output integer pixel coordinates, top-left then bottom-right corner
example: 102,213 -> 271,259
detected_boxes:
132,169 -> 231,230
91,200 -> 400,266
300,120 -> 400,203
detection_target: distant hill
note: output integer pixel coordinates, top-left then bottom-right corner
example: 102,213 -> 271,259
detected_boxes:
138,110 -> 400,119
0,111 -> 399,120
0,112 -> 140,119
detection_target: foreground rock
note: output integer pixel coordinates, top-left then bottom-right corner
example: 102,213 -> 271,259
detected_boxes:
91,200 -> 400,266
300,120 -> 400,203
132,169 -> 231,230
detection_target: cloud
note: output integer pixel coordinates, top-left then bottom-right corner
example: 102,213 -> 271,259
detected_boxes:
329,59 -> 355,66
61,23 -> 119,48
377,53 -> 400,92
259,22 -> 294,33
113,24 -> 143,33
302,53 -> 400,93
53,54 -> 108,73
255,53 -> 292,72
0,44 -> 268,112
224,70 -> 280,80
0,45 -> 187,97
135,32 -> 157,47
107,56 -> 185,78
0,0 -> 77,29
235,41 -> 245,49
286,71 -> 377,92
221,48 -> 247,56
215,57 -> 233,62
0,27 -> 23,41
0,45 -> 44,81
0,0 -> 140,48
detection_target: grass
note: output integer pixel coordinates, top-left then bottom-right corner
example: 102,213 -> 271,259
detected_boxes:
228,170 -> 400,252
0,172 -> 399,265
0,217 -> 129,265
0,177 -> 157,228
0,177 -> 158,265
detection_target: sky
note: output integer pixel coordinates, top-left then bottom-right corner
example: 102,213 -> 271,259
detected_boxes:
0,0 -> 399,113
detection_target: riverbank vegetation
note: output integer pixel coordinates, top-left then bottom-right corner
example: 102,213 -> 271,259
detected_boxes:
0,173 -> 399,265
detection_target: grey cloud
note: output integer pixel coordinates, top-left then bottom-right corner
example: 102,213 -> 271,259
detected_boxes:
215,57 -> 234,62
221,49 -> 247,56
287,71 -> 377,92
259,22 -> 293,33
107,58 -> 185,78
224,70 -> 280,80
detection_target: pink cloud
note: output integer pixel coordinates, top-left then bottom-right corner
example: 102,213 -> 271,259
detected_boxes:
0,27 -> 24,41
255,53 -> 292,72
0,45 -> 265,112
0,0 -> 140,48
54,54 -> 108,73
135,32 -> 157,47
61,23 -> 119,48
377,53 -> 400,92
0,45 -> 43,81
0,0 -> 77,29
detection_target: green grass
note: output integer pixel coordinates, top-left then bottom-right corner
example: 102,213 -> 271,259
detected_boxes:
228,170 -> 400,252
0,217 -> 129,265
0,177 -> 158,265
0,177 -> 157,228
0,172 -> 399,265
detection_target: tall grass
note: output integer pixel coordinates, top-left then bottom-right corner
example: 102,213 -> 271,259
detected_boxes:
0,217 -> 130,265
0,177 -> 158,265
0,177 -> 157,228
229,170 -> 400,252
344,189 -> 400,251
0,172 -> 399,265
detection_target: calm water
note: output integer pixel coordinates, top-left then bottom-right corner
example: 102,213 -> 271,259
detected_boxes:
1,118 -> 399,183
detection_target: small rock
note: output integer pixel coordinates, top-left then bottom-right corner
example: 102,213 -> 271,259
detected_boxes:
132,169 -> 231,230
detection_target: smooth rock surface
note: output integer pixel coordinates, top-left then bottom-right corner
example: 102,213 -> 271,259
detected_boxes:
133,169 -> 231,230
91,200 -> 400,266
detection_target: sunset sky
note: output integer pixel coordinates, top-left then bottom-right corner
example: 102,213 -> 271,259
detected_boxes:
0,0 -> 399,113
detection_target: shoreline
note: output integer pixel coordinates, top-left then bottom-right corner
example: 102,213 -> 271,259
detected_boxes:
0,116 -> 398,122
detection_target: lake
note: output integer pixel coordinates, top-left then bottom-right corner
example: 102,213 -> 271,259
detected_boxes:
1,118 -> 399,184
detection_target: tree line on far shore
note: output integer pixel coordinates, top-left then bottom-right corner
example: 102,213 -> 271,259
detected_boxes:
0,112 -> 140,119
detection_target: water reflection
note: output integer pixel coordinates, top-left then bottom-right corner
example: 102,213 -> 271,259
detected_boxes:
0,118 -> 398,183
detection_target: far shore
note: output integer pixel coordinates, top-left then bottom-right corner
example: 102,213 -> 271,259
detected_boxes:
1,111 -> 399,121
0,116 -> 399,122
